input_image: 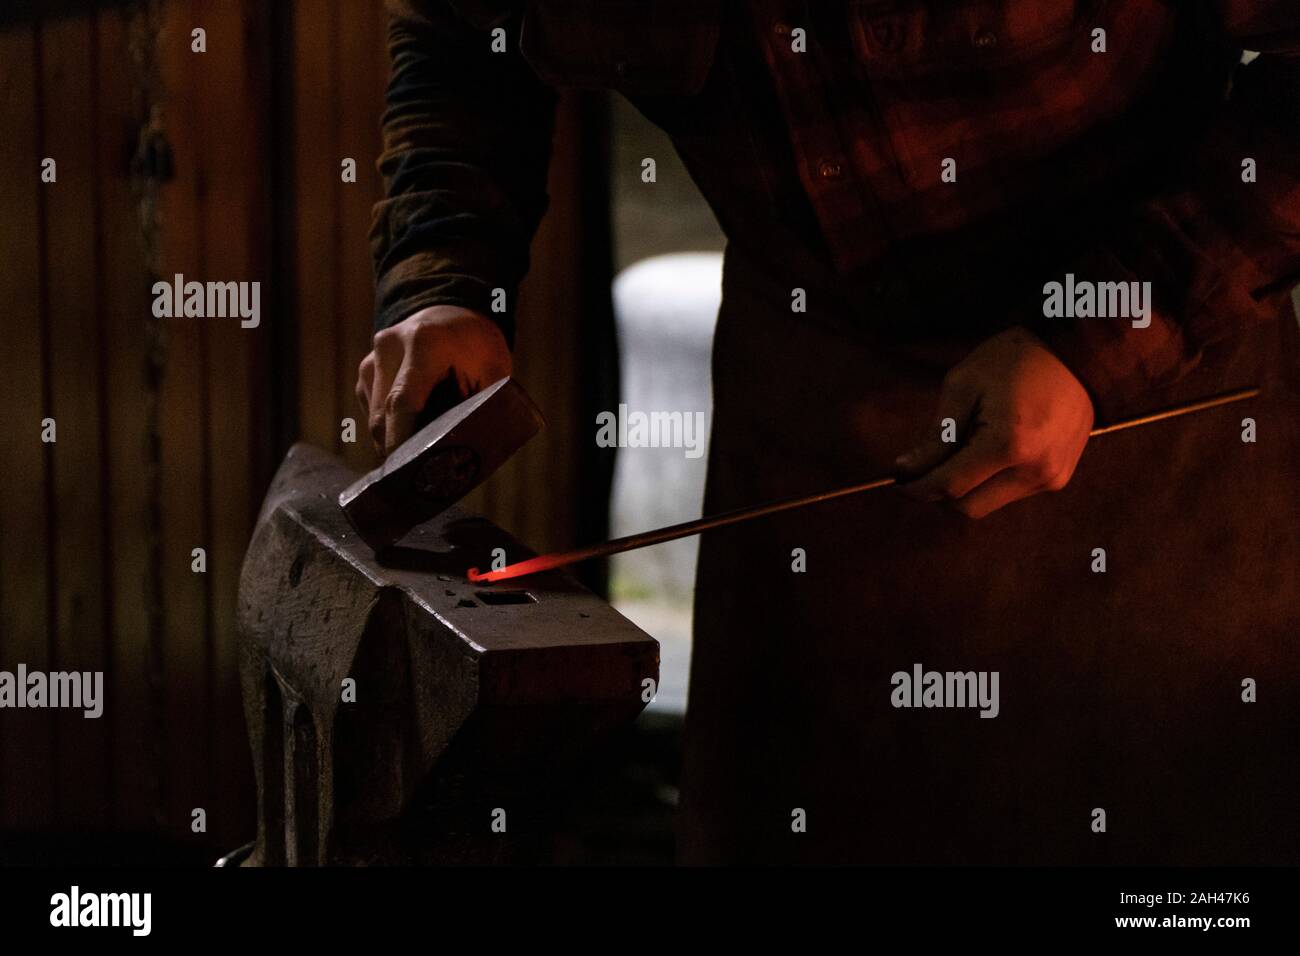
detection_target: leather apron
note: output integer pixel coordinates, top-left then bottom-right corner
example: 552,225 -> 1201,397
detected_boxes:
678,244 -> 1300,865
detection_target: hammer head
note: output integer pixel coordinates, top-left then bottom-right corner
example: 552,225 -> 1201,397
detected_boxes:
339,377 -> 543,552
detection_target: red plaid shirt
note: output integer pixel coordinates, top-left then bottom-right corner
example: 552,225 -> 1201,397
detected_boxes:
373,0 -> 1300,418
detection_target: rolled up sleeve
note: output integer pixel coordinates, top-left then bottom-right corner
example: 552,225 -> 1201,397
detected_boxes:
370,0 -> 557,345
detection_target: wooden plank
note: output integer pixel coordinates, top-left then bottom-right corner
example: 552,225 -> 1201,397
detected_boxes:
192,0 -> 263,846
41,11 -> 111,828
155,0 -> 213,842
337,0 -> 385,474
97,6 -> 164,831
293,0 -> 342,453
0,21 -> 55,829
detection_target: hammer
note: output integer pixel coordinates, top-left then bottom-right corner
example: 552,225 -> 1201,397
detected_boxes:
339,376 -> 545,552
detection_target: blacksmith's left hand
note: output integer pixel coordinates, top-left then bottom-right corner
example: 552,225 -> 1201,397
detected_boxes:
893,326 -> 1094,519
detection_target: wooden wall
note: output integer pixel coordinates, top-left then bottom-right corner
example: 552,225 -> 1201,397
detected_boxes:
0,0 -> 269,851
0,0 -> 612,854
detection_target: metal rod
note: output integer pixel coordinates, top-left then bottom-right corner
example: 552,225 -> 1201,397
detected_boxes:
468,386 -> 1260,583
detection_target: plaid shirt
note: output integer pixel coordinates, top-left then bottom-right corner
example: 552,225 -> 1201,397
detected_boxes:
373,0 -> 1300,419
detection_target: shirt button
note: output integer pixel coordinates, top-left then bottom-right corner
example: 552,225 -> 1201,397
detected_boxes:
867,18 -> 904,53
973,29 -> 998,50
818,160 -> 843,180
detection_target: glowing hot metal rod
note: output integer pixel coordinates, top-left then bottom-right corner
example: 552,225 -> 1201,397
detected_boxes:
467,387 -> 1260,584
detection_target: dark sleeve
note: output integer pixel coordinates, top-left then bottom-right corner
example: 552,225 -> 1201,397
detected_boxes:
1033,3 -> 1300,421
370,0 -> 557,345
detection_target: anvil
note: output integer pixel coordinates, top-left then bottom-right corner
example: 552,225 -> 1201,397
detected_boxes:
235,442 -> 658,865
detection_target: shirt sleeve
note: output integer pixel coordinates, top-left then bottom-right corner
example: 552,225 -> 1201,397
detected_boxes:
1032,4 -> 1300,421
370,0 -> 557,345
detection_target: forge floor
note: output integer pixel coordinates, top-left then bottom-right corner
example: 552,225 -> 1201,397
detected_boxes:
0,711 -> 683,867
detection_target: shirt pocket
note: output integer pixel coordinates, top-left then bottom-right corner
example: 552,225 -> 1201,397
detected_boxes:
848,0 -> 1104,79
850,0 -> 1117,190
519,0 -> 722,94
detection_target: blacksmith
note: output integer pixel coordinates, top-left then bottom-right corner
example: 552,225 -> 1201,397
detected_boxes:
355,1 -> 1300,864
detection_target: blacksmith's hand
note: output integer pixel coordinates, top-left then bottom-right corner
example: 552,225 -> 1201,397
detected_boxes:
893,326 -> 1094,519
356,306 -> 512,457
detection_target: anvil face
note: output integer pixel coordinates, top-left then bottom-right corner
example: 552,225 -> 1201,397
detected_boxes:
338,377 -> 544,552
238,443 -> 658,865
